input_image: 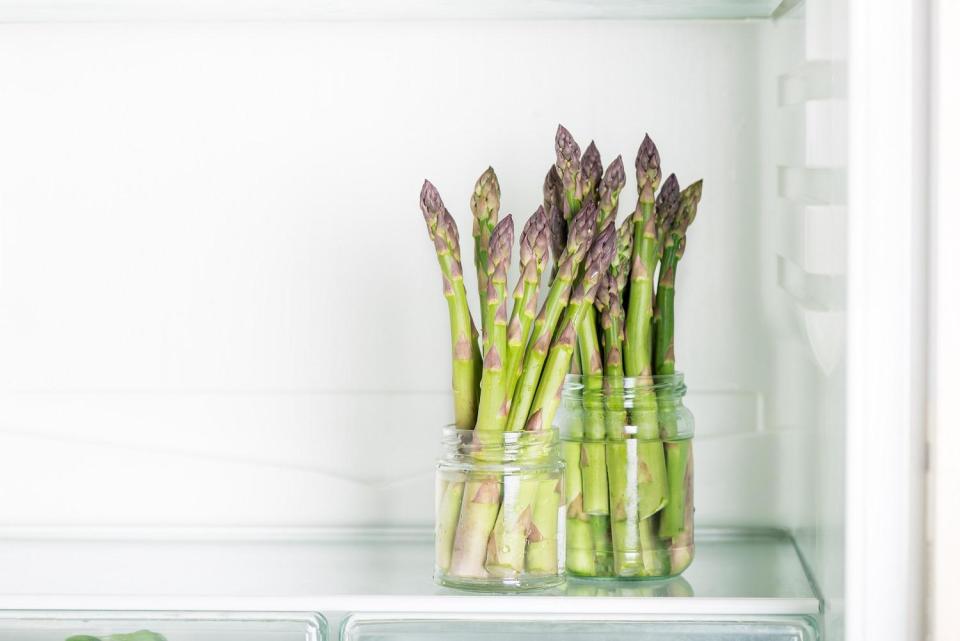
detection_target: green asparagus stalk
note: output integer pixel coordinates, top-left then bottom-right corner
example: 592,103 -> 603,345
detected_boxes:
622,136 -> 668,518
654,179 -> 702,383
449,216 -> 514,579
624,134 -> 662,381
419,181 -> 482,429
435,475 -> 465,572
544,167 -> 566,284
597,274 -> 626,434
578,306 -> 608,513
525,470 -> 563,575
525,223 -> 616,574
564,437 -> 595,575
574,154 -> 626,524
556,125 -> 586,375
610,215 -> 635,314
597,155 -> 626,232
505,207 -> 550,403
476,215 -> 515,433
555,124 -> 584,223
655,179 -> 703,539
578,304 -> 609,572
471,167 -> 501,345
506,204 -> 597,432
524,222 -> 616,433
448,473 -> 502,578
590,272 -> 628,575
485,209 -> 550,576
580,141 -> 603,208
577,245 -> 608,516
668,446 -> 695,573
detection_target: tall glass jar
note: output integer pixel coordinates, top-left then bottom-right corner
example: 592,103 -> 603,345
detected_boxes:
558,374 -> 694,579
435,427 -> 565,591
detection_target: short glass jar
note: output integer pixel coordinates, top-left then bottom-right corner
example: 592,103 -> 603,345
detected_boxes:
558,373 -> 694,579
435,427 -> 565,591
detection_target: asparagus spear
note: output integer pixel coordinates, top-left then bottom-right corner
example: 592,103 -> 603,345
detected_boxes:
524,222 -> 617,433
449,217 -> 515,578
471,167 -> 501,345
624,134 -> 662,381
555,124 -> 584,223
544,167 -> 567,284
524,223 -> 616,574
597,273 -> 626,432
622,137 -> 669,519
505,203 -> 597,432
654,179 -> 703,381
597,155 -> 626,231
610,216 -> 635,313
485,211 -> 549,576
505,207 -> 551,403
555,125 -> 588,374
575,154 -> 626,531
476,215 -> 515,433
669,446 -> 695,573
419,181 -> 482,429
580,141 -> 603,208
655,179 -> 703,540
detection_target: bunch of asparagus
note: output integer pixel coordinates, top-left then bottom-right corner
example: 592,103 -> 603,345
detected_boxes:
565,133 -> 704,578
421,125 -> 702,582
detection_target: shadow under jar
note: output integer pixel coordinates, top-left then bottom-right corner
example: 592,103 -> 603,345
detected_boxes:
559,373 -> 694,579
435,426 -> 565,591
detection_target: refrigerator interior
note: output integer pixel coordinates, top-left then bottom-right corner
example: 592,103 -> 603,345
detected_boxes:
0,0 -> 849,639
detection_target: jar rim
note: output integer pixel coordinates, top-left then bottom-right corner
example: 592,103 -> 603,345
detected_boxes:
440,425 -> 560,438
562,372 -> 686,392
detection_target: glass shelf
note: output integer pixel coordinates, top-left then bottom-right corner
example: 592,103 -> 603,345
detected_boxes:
0,0 -> 788,23
0,528 -> 819,617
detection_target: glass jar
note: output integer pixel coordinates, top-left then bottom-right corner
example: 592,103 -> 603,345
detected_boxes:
435,427 -> 565,591
558,373 -> 694,579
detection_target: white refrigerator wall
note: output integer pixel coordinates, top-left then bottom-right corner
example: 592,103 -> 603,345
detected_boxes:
0,12 -> 843,577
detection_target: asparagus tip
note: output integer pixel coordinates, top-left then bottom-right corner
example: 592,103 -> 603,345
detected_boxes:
555,123 -> 582,162
657,173 -> 681,221
489,214 -> 515,267
636,134 -> 662,195
568,200 -> 598,256
520,205 -> 551,267
420,179 -> 445,237
683,179 -> 704,205
605,155 -> 626,190
471,167 -> 501,225
581,141 -> 603,195
580,222 -> 618,285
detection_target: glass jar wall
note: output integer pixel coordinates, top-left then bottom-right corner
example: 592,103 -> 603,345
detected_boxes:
435,426 -> 564,591
559,374 -> 694,579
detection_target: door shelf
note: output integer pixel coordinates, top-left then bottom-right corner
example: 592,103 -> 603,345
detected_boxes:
0,528 -> 819,617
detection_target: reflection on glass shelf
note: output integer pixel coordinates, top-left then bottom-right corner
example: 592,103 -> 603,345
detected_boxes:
0,0 -> 787,22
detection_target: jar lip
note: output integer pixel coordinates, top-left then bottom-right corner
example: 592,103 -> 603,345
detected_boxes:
562,372 -> 686,392
440,425 -> 559,438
